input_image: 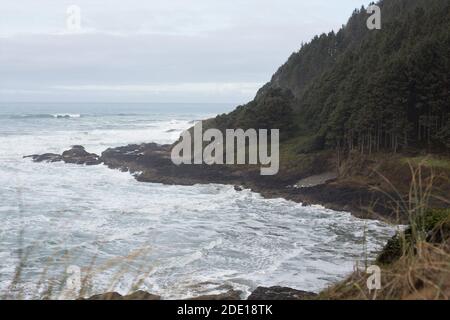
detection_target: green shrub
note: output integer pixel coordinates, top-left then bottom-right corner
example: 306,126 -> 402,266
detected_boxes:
377,208 -> 450,265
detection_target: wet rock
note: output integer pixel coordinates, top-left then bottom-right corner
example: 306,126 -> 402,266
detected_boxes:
85,292 -> 124,300
24,153 -> 63,163
83,289 -> 241,301
234,185 -> 244,192
123,290 -> 161,300
62,145 -> 101,165
25,146 -> 101,166
188,289 -> 242,300
84,291 -> 161,300
247,286 -> 317,300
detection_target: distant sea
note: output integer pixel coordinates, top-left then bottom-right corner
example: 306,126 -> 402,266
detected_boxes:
0,102 -> 395,299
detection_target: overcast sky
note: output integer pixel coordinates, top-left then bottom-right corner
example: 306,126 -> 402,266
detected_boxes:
0,0 -> 371,103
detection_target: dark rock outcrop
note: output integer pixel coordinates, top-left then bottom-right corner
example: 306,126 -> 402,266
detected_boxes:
26,146 -> 101,166
100,143 -> 171,173
24,153 -> 62,163
83,291 -> 160,300
247,286 -> 317,300
83,292 -> 123,300
122,290 -> 161,300
188,290 -> 242,300
62,145 -> 101,165
101,143 -> 240,186
83,289 -> 241,300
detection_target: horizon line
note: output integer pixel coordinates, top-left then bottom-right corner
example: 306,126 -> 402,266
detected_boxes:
0,101 -> 241,105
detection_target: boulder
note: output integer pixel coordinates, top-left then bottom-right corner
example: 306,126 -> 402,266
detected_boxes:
62,146 -> 101,165
247,286 -> 317,300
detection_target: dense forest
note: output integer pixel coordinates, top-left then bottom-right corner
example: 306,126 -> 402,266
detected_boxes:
210,0 -> 449,155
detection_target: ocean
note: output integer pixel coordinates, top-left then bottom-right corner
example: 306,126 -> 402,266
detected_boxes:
0,102 -> 396,299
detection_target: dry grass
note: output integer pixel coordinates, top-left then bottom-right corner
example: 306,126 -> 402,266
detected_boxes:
319,236 -> 450,300
320,160 -> 450,300
1,240 -> 153,300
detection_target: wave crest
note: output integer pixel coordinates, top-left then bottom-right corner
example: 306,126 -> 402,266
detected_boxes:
6,113 -> 82,119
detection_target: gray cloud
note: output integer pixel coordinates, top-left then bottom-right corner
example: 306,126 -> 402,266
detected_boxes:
0,0 -> 371,103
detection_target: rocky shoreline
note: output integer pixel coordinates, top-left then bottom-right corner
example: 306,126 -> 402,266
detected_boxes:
26,143 -> 398,222
81,287 -> 318,301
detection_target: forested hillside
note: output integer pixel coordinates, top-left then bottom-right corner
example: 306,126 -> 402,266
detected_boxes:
210,0 -> 449,154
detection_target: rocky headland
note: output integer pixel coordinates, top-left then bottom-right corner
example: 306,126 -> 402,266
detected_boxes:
26,142 -> 410,222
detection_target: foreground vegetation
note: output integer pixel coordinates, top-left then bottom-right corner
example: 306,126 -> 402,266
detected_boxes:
319,161 -> 450,300
320,208 -> 450,300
